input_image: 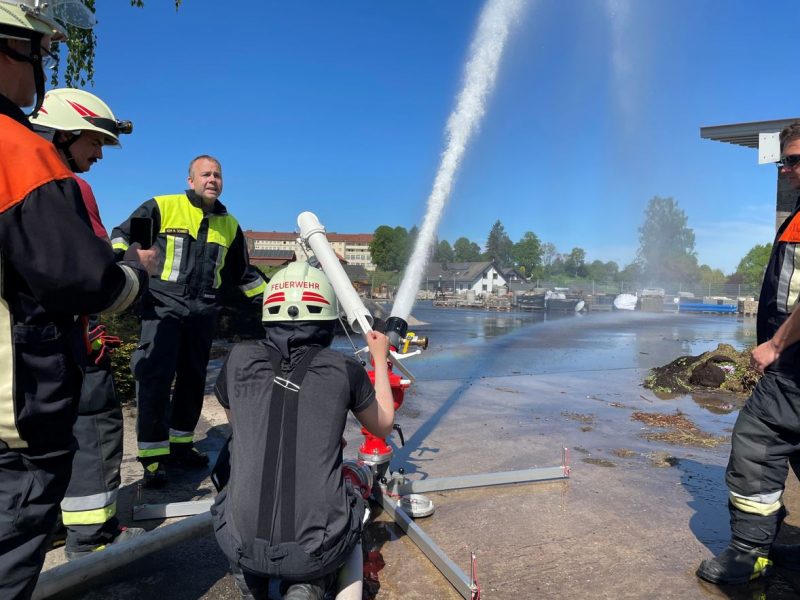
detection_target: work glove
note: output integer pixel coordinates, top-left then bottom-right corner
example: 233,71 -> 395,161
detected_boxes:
87,324 -> 122,366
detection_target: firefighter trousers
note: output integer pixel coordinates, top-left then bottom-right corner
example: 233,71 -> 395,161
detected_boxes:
724,371 -> 800,546
0,449 -> 72,600
133,312 -> 216,462
61,363 -> 124,552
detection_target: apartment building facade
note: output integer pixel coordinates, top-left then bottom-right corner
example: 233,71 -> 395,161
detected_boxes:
244,230 -> 377,271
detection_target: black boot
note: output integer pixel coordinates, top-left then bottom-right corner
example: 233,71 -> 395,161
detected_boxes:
141,460 -> 167,488
167,444 -> 209,469
696,539 -> 772,585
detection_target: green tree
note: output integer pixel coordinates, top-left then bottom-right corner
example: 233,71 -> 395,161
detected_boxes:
434,240 -> 455,263
564,247 -> 587,278
637,196 -> 698,283
733,243 -> 771,288
541,242 -> 558,269
511,231 -> 542,277
54,1 -> 182,87
618,261 -> 643,283
697,264 -> 727,286
546,255 -> 566,278
369,225 -> 409,271
586,260 -> 619,281
485,220 -> 513,266
453,237 -> 482,262
406,225 -> 419,265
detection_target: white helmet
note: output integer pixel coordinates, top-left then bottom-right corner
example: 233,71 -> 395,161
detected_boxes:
31,88 -> 132,147
0,1 -> 95,116
263,261 -> 339,322
0,0 -> 95,41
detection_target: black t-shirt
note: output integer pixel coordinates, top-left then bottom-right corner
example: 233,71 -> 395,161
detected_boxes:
215,340 -> 375,555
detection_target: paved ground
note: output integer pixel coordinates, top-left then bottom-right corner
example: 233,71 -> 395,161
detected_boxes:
35,311 -> 800,599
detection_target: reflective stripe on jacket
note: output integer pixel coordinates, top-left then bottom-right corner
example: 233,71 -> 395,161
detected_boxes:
757,197 -> 800,373
111,192 -> 266,313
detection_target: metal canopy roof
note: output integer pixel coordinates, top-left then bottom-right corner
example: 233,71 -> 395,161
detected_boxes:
700,118 -> 800,149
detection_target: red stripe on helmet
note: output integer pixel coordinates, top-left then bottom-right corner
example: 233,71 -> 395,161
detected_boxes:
66,100 -> 100,117
301,292 -> 330,305
264,292 -> 286,305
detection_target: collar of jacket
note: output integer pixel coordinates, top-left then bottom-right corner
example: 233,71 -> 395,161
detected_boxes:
184,189 -> 228,216
0,93 -> 31,129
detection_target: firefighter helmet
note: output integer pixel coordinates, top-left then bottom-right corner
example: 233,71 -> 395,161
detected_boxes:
262,261 -> 339,322
31,88 -> 131,147
0,0 -> 95,41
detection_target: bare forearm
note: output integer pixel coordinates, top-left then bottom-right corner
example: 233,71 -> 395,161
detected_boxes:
752,304 -> 800,372
371,361 -> 395,435
771,305 -> 800,352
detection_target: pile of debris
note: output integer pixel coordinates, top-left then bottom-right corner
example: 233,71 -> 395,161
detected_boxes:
644,343 -> 761,396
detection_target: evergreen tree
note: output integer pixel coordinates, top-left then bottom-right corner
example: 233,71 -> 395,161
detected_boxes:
485,220 -> 513,266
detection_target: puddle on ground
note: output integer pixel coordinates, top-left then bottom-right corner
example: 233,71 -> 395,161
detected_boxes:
692,390 -> 746,415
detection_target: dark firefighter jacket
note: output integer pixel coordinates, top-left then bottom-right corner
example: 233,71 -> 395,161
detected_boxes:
0,93 -> 148,456
758,195 -> 800,375
111,192 -> 266,318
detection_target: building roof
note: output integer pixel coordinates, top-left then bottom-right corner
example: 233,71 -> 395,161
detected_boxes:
343,264 -> 369,282
250,249 -> 296,259
700,118 -> 800,149
426,261 -> 498,283
244,230 -> 373,243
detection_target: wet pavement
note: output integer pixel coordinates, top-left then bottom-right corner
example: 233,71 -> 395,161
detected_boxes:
42,306 -> 800,599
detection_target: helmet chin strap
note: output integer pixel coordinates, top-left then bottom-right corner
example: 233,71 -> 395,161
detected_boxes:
54,132 -> 83,172
0,31 -> 47,118
28,37 -> 45,118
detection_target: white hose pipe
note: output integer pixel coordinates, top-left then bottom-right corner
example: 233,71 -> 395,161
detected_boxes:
33,512 -> 213,600
297,211 -> 373,336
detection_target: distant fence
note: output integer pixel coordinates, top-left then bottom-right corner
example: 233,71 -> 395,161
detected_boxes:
527,280 -> 761,299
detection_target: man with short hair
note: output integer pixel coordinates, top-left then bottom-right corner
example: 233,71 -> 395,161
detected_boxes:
31,88 -> 158,560
0,2 -> 151,596
112,157 -> 267,487
697,123 -> 800,585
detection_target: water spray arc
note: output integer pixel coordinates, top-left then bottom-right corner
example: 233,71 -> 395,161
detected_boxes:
298,212 -> 569,600
391,0 -> 526,321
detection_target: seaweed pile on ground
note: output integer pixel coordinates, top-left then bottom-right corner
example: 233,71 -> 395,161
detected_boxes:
644,343 -> 761,396
632,410 -> 727,447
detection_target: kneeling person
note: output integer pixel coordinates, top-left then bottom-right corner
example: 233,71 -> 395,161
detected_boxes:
211,261 -> 394,600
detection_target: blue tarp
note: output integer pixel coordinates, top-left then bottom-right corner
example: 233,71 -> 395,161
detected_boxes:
678,302 -> 737,313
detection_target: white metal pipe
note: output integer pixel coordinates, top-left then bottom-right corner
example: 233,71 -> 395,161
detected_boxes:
297,211 -> 373,336
33,512 -> 213,600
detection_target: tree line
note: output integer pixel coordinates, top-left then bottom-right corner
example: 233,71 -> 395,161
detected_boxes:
369,196 -> 771,289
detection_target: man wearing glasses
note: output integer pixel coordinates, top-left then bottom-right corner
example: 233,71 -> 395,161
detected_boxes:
697,124 -> 800,585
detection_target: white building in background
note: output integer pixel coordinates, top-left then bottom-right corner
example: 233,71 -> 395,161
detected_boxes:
425,261 -> 508,296
244,230 -> 377,271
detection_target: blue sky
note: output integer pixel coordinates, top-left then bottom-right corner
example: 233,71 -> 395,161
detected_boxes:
67,1 -> 797,274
